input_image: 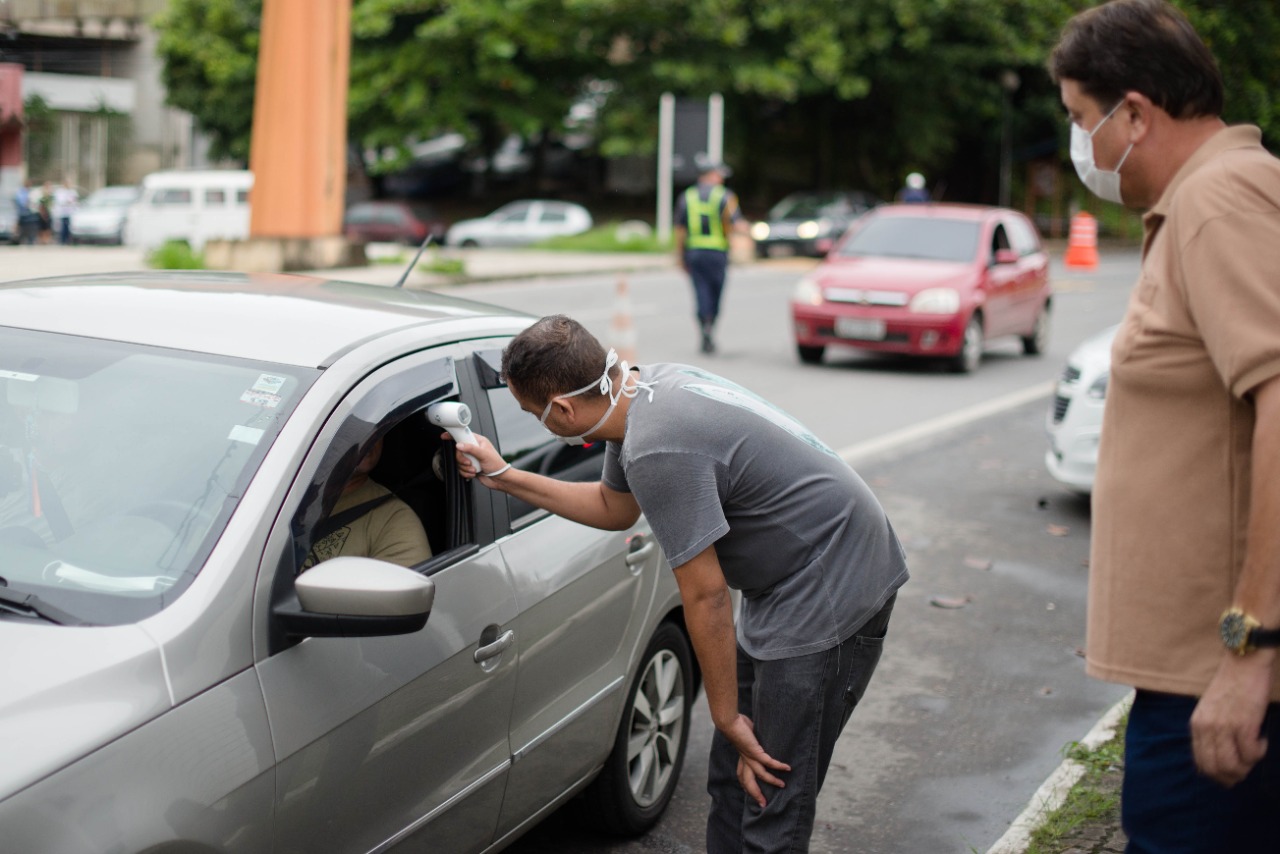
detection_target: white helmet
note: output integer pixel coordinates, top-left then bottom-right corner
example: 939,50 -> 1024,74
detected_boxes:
906,172 -> 926,190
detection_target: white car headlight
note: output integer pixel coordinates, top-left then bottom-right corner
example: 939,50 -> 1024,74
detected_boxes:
1087,372 -> 1109,400
793,277 -> 823,306
750,221 -> 770,241
795,220 -> 821,240
908,288 -> 960,314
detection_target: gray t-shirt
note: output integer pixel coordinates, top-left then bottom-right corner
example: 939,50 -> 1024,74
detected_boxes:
603,363 -> 908,659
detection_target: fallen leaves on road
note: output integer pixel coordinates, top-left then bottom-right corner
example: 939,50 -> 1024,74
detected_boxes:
1047,524 -> 1070,536
929,594 -> 973,609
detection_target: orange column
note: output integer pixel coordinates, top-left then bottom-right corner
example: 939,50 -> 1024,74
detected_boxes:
248,0 -> 350,238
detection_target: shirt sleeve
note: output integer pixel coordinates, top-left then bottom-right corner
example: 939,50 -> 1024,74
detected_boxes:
624,450 -> 728,568
602,441 -> 628,492
1181,209 -> 1280,399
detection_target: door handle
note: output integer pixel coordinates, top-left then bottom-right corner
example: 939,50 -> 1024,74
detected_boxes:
625,532 -> 656,568
474,629 -> 515,663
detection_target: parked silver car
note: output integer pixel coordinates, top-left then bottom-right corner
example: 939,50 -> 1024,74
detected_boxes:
0,272 -> 696,852
445,200 -> 593,248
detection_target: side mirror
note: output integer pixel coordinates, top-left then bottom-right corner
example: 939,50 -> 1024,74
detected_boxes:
275,556 -> 435,638
993,248 -> 1019,265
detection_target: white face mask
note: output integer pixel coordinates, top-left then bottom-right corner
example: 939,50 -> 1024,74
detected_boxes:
539,349 -> 657,445
1070,100 -> 1133,205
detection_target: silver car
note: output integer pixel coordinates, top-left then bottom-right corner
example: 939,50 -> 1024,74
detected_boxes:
0,272 -> 696,852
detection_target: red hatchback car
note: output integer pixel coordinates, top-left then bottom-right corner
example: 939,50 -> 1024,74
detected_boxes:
790,203 -> 1051,372
343,201 -> 447,246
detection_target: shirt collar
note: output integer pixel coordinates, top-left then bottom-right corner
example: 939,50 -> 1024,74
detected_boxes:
1143,125 -> 1264,252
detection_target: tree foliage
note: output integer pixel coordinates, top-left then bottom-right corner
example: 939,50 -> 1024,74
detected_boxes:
153,0 -> 1279,203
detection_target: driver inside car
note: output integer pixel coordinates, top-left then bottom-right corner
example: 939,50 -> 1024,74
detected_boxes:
302,437 -> 433,571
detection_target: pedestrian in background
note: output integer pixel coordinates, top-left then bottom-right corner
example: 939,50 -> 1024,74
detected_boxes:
453,315 -> 908,853
897,172 -> 930,203
674,154 -> 742,355
52,179 -> 79,245
13,180 -> 37,245
36,181 -> 53,244
1051,1 -> 1280,849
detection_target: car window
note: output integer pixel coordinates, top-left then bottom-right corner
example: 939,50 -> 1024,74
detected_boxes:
285,355 -> 471,583
991,223 -> 1011,258
0,327 -> 316,626
150,188 -> 192,206
539,206 -> 568,224
375,207 -> 406,225
492,203 -> 531,224
345,205 -> 374,225
837,215 -> 980,263
236,189 -> 250,204
473,349 -> 606,524
205,189 -> 227,206
1006,216 -> 1041,256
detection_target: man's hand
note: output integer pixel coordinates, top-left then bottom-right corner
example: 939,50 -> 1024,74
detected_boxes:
444,431 -> 507,484
721,714 -> 791,809
1190,652 -> 1274,786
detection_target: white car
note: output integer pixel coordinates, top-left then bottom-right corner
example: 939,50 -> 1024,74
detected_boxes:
1045,324 -> 1119,493
446,200 -> 592,248
69,185 -> 140,245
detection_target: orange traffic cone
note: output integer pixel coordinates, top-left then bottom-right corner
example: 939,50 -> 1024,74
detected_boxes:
611,277 -> 637,363
1064,211 -> 1099,271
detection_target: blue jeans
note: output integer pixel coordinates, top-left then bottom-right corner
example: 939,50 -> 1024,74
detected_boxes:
706,596 -> 894,854
1123,689 -> 1280,853
685,248 -> 728,324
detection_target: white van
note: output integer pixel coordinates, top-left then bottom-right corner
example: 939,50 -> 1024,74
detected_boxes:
124,170 -> 253,252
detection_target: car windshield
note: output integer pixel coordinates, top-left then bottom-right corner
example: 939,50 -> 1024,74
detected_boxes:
770,194 -> 859,220
82,188 -> 139,209
836,215 -> 980,262
0,328 -> 314,625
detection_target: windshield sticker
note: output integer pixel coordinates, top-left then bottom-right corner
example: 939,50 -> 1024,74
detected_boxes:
228,425 -> 265,445
239,389 -> 281,408
251,373 -> 287,395
0,369 -> 39,382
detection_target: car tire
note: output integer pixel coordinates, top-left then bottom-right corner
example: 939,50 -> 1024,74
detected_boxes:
797,344 -> 825,365
950,313 -> 984,373
460,238 -> 479,248
583,621 -> 694,836
1022,304 -> 1051,356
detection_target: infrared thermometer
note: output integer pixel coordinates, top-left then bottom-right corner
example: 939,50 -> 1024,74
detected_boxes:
427,402 -> 480,471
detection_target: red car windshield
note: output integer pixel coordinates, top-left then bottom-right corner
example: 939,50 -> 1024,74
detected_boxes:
836,216 -> 980,263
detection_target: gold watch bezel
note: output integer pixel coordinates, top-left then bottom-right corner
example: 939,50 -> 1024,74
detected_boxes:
1219,607 -> 1261,655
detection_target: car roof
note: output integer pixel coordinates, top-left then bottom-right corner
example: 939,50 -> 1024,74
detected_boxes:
871,203 -> 1010,222
0,272 -> 531,368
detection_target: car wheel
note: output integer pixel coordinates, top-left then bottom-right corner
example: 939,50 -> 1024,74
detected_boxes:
950,314 -> 984,373
797,344 -> 825,365
1022,304 -> 1051,356
460,238 -> 479,248
584,621 -> 693,836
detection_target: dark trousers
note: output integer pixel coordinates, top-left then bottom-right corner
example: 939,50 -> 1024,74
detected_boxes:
685,248 -> 728,324
706,596 -> 894,854
1123,689 -> 1280,853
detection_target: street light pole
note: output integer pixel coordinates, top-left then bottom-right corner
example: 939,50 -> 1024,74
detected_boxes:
999,70 -> 1020,209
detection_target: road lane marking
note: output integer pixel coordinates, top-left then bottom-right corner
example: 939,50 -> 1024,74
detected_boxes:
837,380 -> 1056,466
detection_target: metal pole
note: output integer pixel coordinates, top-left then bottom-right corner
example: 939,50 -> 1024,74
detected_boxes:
708,93 -> 723,164
657,92 -> 674,244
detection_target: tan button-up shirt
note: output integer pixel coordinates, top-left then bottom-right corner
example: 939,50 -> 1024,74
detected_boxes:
1089,125 -> 1280,700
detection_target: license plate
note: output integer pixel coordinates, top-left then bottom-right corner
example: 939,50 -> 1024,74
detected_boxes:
767,243 -> 796,258
835,317 -> 886,341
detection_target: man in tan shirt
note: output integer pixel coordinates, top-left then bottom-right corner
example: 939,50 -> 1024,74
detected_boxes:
303,438 -> 432,570
1051,2 -> 1280,849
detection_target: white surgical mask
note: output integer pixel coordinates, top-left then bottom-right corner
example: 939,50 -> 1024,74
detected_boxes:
1070,100 -> 1133,205
539,349 -> 657,445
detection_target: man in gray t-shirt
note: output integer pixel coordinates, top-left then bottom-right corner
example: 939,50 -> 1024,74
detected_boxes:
455,316 -> 908,853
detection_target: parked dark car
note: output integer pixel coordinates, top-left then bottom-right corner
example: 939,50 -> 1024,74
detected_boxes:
790,203 -> 1052,373
751,190 -> 878,258
343,201 -> 447,245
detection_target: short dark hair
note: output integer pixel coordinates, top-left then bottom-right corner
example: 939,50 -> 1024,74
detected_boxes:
1049,0 -> 1223,120
501,315 -> 617,406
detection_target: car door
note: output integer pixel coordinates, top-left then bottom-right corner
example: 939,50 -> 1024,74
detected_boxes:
1004,214 -> 1050,330
488,203 -> 534,246
981,220 -> 1023,337
463,348 -> 654,841
254,348 -> 521,854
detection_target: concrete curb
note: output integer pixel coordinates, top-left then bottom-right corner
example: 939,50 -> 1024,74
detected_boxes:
985,691 -> 1134,854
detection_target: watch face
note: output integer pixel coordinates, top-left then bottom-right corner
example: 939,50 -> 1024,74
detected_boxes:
1220,612 -> 1249,651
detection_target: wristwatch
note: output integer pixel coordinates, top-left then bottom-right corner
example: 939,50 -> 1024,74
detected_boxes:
1218,608 -> 1280,655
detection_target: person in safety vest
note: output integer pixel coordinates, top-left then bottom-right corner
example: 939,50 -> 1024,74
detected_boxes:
674,155 -> 743,354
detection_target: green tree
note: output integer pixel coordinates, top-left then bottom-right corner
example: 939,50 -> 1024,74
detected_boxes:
154,0 -> 260,163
